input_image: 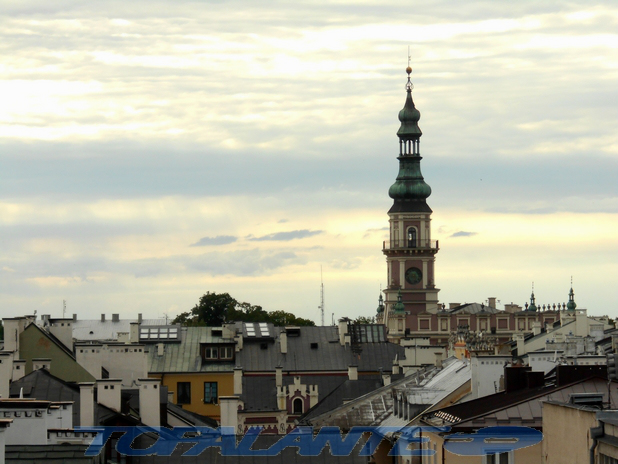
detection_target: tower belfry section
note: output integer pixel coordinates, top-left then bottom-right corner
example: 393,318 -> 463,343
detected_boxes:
378,66 -> 440,338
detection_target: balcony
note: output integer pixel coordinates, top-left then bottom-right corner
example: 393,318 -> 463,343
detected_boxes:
383,239 -> 439,253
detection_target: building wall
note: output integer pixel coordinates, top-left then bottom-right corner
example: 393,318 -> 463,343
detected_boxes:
542,401 -> 597,464
18,326 -> 94,383
151,371 -> 233,421
76,343 -> 147,385
470,355 -> 510,399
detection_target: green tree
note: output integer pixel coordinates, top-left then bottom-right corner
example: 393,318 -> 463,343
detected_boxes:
173,292 -> 315,327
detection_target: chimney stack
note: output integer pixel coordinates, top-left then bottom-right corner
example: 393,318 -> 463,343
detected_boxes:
234,367 -> 243,395
130,322 -> 140,343
0,352 -> 13,398
219,396 -> 240,432
348,365 -> 358,381
137,379 -> 161,427
101,314 -> 105,322
280,331 -> 288,354
112,314 -> 120,323
96,379 -> 122,412
79,383 -> 95,427
275,366 -> 283,388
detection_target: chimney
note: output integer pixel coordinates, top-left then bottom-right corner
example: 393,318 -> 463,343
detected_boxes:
275,366 -> 283,388
32,358 -> 51,371
168,391 -> 174,404
348,365 -> 358,381
112,314 -> 120,323
137,379 -> 161,426
532,321 -> 542,336
513,333 -> 525,356
101,314 -> 105,322
488,297 -> 496,308
338,318 -> 349,346
130,322 -> 140,343
48,319 -> 73,351
96,379 -> 122,412
138,313 -> 143,324
219,396 -> 240,432
392,362 -> 400,375
73,314 -> 77,321
3,317 -> 28,354
234,367 -> 243,395
382,373 -> 391,386
79,383 -> 95,427
157,343 -> 164,356
12,360 -> 26,381
0,352 -> 13,398
449,303 -> 461,309
435,352 -> 443,368
280,331 -> 288,354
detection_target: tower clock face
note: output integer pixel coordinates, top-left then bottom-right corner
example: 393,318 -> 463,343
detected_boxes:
405,267 -> 423,285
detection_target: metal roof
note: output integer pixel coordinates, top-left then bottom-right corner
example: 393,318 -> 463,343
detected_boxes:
147,326 -> 235,373
237,326 -> 405,373
306,357 -> 470,429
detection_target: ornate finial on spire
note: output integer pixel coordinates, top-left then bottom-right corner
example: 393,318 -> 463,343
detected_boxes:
406,46 -> 413,91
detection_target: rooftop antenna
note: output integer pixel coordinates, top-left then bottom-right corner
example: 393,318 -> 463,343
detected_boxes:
62,300 -> 66,318
318,266 -> 325,326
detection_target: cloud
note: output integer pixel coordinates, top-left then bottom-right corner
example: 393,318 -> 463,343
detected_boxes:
450,231 -> 478,238
190,235 -> 237,247
247,230 -> 323,241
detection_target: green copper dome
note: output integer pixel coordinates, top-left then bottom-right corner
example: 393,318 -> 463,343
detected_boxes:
376,294 -> 384,314
393,289 -> 406,314
528,291 -> 537,312
566,287 -> 577,311
388,156 -> 432,200
397,89 -> 422,139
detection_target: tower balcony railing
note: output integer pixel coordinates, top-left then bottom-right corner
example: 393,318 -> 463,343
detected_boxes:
383,239 -> 439,251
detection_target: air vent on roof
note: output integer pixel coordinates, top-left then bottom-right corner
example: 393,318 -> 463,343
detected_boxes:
286,327 -> 301,337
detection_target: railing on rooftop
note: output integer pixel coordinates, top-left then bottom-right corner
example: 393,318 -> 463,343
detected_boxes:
383,239 -> 439,251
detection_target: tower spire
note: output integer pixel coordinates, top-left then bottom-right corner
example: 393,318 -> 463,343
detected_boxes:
388,65 -> 431,213
528,282 -> 537,312
566,277 -> 577,311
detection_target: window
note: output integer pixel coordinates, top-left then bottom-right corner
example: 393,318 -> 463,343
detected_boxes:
204,382 -> 218,404
293,398 -> 303,414
177,382 -> 191,404
407,228 -> 417,248
204,347 -> 218,359
220,346 -> 234,359
485,451 -> 511,464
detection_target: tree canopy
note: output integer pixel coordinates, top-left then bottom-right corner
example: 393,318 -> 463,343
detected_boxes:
173,292 -> 315,327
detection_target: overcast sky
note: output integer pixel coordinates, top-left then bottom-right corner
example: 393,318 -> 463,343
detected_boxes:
1,1 -> 617,323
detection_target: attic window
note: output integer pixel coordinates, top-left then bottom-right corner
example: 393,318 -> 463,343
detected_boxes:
310,343 -> 318,350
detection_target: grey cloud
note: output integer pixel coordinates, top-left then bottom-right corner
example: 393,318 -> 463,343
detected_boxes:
190,235 -> 237,247
247,230 -> 323,242
450,231 -> 478,238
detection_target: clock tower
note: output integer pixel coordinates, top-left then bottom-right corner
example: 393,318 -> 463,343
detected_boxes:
379,66 -> 440,333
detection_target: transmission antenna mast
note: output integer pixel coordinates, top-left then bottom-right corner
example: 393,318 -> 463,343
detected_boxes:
319,266 -> 325,326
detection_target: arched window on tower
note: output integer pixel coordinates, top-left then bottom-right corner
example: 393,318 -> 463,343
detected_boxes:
407,227 -> 417,248
293,398 -> 303,415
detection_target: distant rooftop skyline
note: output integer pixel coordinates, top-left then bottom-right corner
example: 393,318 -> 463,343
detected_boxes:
1,1 -> 616,322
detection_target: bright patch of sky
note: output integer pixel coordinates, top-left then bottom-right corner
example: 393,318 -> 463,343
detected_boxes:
1,1 -> 617,322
